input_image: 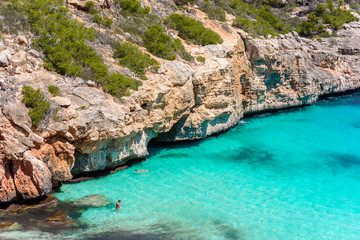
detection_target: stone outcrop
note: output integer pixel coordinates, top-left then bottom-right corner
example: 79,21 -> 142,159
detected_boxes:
11,151 -> 52,200
241,24 -> 360,114
46,211 -> 72,222
0,163 -> 17,202
0,7 -> 360,204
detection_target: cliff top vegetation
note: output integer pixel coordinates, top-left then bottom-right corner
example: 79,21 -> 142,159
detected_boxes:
0,0 -> 358,129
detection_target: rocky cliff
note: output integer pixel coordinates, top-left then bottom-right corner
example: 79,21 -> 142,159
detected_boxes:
1,1 -> 360,203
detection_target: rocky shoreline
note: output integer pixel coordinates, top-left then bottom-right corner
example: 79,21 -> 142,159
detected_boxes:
1,1 -> 360,204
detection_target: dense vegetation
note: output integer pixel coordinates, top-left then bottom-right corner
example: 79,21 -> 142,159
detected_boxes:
297,2 -> 357,37
199,2 -> 227,22
229,0 -> 290,36
114,42 -> 159,79
166,14 -> 223,45
85,1 -> 113,28
116,13 -> 161,44
114,0 -> 150,15
8,0 -> 140,98
185,0 -> 358,38
0,1 -> 30,34
1,0 -> 358,102
143,24 -> 193,61
22,86 -> 50,127
113,2 -> 193,61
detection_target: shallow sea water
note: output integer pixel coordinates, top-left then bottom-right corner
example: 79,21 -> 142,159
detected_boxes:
2,92 -> 360,240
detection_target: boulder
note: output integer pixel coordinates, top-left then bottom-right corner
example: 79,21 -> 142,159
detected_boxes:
3,103 -> 32,132
73,87 -> 104,105
30,141 -> 75,181
0,52 -> 9,67
86,80 -> 96,87
11,152 -> 52,200
28,49 -> 41,58
15,66 -> 22,74
51,96 -> 71,107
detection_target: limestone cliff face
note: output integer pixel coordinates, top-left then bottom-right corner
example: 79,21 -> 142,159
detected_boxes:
1,8 -> 360,203
241,21 -> 360,114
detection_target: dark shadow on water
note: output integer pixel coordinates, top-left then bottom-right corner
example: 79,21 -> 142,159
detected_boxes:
212,219 -> 243,240
317,91 -> 360,107
147,135 -> 205,158
217,145 -> 274,167
157,153 -> 191,159
244,104 -> 309,119
351,121 -> 360,129
329,153 -> 360,168
324,153 -> 360,176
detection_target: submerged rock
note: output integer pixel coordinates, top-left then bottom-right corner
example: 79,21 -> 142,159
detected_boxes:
0,221 -> 21,231
45,211 -> 72,222
73,194 -> 111,208
0,196 -> 60,213
0,221 -> 14,228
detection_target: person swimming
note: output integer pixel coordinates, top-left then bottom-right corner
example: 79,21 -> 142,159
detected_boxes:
135,169 -> 152,172
116,200 -> 122,210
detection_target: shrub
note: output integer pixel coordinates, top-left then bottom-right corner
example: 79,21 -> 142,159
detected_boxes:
22,86 -> 50,127
103,73 -> 141,97
323,8 -> 357,30
229,0 -> 259,17
13,0 -> 139,98
297,3 -> 357,37
166,14 -> 223,46
297,12 -> 324,37
197,56 -> 205,63
200,3 -> 226,22
85,1 -> 96,13
0,1 -> 30,34
102,17 -> 113,28
143,24 -> 193,61
258,9 -> 289,33
86,1 -> 112,28
114,42 -> 159,79
232,15 -> 279,37
318,31 -> 331,38
117,14 -> 161,44
228,0 -> 290,37
48,85 -> 60,97
327,0 -> 334,11
114,0 -> 150,15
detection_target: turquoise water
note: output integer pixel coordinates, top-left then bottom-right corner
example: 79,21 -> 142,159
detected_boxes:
4,93 -> 360,239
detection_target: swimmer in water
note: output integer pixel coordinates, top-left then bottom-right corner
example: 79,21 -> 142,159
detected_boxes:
116,200 -> 122,210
